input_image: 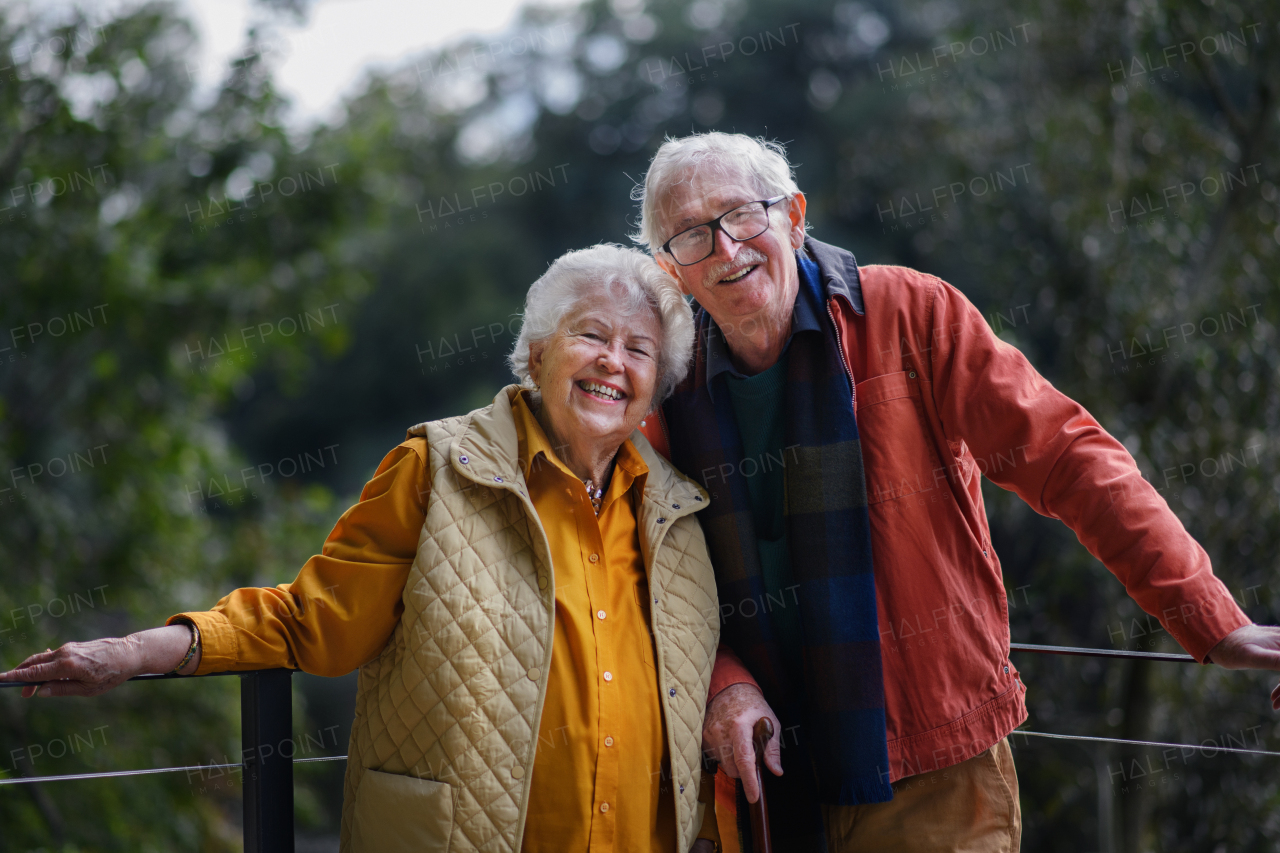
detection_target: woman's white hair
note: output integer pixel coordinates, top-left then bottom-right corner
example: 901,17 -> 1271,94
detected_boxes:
508,243 -> 694,406
630,132 -> 801,252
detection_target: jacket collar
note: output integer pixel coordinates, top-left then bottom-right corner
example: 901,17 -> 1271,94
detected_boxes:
803,236 -> 865,316
444,385 -> 708,514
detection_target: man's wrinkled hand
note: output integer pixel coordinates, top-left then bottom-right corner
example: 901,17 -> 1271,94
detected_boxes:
701,682 -> 782,803
1206,624 -> 1280,710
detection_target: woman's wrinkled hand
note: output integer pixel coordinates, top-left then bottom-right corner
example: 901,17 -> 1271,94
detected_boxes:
0,635 -> 149,698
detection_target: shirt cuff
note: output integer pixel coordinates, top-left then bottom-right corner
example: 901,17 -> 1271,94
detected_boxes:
1158,588 -> 1252,663
709,643 -> 759,701
167,611 -> 240,675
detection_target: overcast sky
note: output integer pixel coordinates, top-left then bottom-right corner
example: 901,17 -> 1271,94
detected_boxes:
30,0 -> 580,124
184,0 -> 582,123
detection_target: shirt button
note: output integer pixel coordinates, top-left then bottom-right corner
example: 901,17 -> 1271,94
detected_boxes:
600,802 -> 610,813
537,575 -> 548,589
908,371 -> 917,379
1003,665 -> 1010,673
983,550 -> 989,557
511,766 -> 525,779
604,736 -> 614,747
528,668 -> 541,680
589,553 -> 599,563
597,610 -> 607,620
603,671 -> 613,682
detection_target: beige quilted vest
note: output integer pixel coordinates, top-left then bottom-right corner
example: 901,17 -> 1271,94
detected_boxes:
339,387 -> 719,852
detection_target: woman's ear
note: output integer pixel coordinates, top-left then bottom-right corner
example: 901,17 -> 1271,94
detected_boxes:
528,341 -> 545,387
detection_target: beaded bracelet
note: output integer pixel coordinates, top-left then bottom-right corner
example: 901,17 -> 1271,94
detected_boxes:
171,621 -> 201,674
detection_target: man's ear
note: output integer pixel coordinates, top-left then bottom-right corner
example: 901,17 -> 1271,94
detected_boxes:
654,252 -> 693,296
787,191 -> 808,249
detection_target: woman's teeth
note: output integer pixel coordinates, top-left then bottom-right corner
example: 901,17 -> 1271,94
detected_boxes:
721,265 -> 756,282
578,381 -> 623,400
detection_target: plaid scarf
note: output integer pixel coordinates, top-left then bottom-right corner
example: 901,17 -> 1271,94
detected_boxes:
664,255 -> 891,848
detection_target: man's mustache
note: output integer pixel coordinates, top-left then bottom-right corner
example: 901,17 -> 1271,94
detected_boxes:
704,248 -> 770,284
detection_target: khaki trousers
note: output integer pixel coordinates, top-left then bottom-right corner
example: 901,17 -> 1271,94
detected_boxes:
821,738 -> 1021,853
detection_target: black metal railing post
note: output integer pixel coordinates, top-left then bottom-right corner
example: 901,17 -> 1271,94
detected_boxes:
241,669 -> 294,853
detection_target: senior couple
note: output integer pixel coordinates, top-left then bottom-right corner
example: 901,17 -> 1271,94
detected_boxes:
7,133 -> 1280,853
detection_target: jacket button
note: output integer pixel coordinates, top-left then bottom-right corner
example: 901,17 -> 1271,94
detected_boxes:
494,476 -> 503,483
672,504 -> 680,510
679,784 -> 685,794
694,496 -> 703,502
537,576 -> 548,589
983,550 -> 989,557
908,371 -> 917,379
528,668 -> 541,680
459,455 -> 469,464
511,766 -> 525,779
657,518 -> 666,524
669,687 -> 676,697
1004,665 -> 1010,674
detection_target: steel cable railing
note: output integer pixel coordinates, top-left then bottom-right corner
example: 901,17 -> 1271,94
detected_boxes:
1,643 -> 1275,851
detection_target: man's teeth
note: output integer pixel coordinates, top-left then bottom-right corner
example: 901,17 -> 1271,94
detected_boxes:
721,265 -> 755,282
579,381 -> 623,400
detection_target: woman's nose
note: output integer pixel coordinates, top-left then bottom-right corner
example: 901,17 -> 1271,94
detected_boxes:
597,341 -> 626,372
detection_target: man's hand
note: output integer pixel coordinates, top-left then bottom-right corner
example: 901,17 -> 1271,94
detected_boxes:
1207,624 -> 1280,710
702,682 -> 782,803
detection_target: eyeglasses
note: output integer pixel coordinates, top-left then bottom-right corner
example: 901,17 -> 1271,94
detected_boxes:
659,196 -> 788,266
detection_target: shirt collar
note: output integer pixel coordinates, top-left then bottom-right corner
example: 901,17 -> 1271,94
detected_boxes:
704,250 -> 826,398
510,390 -> 648,500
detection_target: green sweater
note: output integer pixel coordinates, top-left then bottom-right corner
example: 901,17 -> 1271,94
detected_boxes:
725,352 -> 804,667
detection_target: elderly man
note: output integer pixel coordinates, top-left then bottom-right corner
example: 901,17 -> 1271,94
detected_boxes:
634,132 -> 1280,852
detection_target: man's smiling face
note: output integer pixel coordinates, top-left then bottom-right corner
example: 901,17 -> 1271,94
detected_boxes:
653,170 -> 806,334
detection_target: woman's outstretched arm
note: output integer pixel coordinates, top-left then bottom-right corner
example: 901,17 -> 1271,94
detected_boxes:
0,439 -> 429,695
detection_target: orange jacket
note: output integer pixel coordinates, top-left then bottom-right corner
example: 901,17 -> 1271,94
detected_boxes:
642,237 -> 1249,785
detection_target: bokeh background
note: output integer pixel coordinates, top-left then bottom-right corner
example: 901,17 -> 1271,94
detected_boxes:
2,0 -> 1279,849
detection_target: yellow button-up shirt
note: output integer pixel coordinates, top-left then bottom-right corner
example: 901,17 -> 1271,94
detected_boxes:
174,392 -> 716,851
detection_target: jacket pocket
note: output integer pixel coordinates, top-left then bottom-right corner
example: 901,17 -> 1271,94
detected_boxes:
855,371 -> 944,506
349,768 -> 453,853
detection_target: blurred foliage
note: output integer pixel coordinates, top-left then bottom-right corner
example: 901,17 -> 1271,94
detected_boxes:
1,0 -> 1278,850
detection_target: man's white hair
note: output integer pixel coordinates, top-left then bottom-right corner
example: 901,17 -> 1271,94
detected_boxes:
631,132 -> 801,252
508,243 -> 694,405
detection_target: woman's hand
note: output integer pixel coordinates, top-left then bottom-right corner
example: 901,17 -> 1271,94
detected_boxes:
0,625 -> 198,698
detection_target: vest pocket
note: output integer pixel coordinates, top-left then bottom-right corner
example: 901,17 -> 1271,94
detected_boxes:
350,768 -> 453,852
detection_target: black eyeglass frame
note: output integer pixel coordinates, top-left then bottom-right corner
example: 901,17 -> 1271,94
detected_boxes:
658,195 -> 789,266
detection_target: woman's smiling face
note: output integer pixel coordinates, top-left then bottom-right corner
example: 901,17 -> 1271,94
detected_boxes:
529,290 -> 662,451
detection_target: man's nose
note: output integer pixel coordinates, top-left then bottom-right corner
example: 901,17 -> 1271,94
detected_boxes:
710,226 -> 741,263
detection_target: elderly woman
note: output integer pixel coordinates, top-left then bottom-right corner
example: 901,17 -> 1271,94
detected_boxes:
1,245 -> 722,853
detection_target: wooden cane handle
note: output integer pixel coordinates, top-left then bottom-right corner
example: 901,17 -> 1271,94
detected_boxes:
749,717 -> 774,853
